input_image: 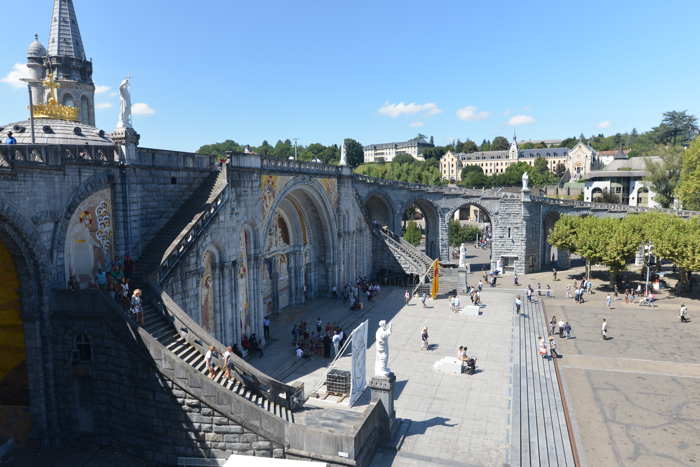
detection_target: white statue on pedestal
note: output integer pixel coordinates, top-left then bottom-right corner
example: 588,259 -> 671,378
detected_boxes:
339,140 -> 348,166
522,171 -> 529,190
117,77 -> 132,129
374,320 -> 393,377
458,243 -> 468,269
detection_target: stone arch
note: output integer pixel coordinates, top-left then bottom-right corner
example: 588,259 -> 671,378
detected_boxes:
0,199 -> 51,443
398,197 -> 440,259
61,92 -> 75,107
444,200 -> 495,267
261,177 -> 338,310
364,192 -> 395,231
542,210 -> 561,267
199,246 -> 222,337
80,95 -> 90,124
591,187 -> 604,202
54,173 -> 115,287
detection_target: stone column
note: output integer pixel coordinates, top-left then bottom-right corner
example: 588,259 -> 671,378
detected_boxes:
438,208 -> 451,262
110,127 -> 140,165
370,373 -> 396,430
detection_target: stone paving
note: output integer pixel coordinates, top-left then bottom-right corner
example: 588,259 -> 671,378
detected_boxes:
528,263 -> 700,467
251,285 -> 515,466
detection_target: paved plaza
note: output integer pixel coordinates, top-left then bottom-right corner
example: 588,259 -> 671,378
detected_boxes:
526,264 -> 700,467
250,284 -> 515,466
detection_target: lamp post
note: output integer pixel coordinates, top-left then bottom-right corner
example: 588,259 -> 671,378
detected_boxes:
644,242 -> 653,296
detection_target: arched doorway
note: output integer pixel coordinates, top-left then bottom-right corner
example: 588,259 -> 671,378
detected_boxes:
0,235 -> 32,444
365,194 -> 394,231
401,199 -> 439,258
448,203 -> 492,271
637,187 -> 650,207
543,211 -> 561,267
262,184 -> 336,316
200,251 -> 216,335
591,187 -> 604,202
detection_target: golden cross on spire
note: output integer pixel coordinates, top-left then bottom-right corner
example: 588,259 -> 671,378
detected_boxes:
42,71 -> 60,105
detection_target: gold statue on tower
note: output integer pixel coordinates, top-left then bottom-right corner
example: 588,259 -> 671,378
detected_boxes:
30,70 -> 79,121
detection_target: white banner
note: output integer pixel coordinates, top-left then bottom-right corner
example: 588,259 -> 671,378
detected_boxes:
349,320 -> 368,407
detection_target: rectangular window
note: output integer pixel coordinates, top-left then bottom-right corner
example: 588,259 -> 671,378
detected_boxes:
507,227 -> 512,238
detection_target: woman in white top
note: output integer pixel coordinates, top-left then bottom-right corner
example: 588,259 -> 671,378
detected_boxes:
130,289 -> 144,325
205,346 -> 217,379
223,346 -> 234,379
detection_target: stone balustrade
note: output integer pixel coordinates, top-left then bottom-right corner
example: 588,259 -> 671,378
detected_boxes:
0,143 -> 118,169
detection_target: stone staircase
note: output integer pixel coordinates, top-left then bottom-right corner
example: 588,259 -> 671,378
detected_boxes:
139,295 -> 296,423
125,166 -> 301,424
511,295 -> 575,466
373,226 -> 433,276
135,168 -> 228,283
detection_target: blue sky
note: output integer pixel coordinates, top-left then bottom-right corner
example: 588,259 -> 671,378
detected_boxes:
1,0 -> 699,152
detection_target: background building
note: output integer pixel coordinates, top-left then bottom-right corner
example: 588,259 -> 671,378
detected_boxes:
440,138 -> 595,181
363,136 -> 433,163
582,156 -> 660,207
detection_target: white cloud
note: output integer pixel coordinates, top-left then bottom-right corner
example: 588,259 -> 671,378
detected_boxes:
597,120 -> 612,129
522,105 -> 530,111
95,102 -> 113,110
95,85 -> 110,94
503,109 -> 512,116
378,101 -> 441,118
456,106 -> 490,121
410,121 -> 424,128
0,63 -> 31,88
132,102 -> 155,116
507,114 -> 536,126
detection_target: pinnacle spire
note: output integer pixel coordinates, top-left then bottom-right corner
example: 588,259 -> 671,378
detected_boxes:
48,0 -> 86,60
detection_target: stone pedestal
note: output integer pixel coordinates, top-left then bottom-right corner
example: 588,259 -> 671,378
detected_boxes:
458,267 -> 468,295
521,187 -> 531,202
558,249 -> 571,269
370,373 -> 396,426
111,127 -> 140,164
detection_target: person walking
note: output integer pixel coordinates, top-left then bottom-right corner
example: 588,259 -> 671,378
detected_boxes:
205,346 -> 217,379
453,295 -> 461,313
264,316 -> 271,340
601,318 -> 608,340
546,284 -> 552,298
130,289 -> 144,326
549,336 -> 560,358
680,304 -> 690,323
558,320 -> 565,338
404,289 -> 411,305
606,294 -> 614,310
513,272 -> 519,286
549,315 -> 557,336
223,346 -> 234,379
526,287 -> 533,303
420,292 -> 428,308
553,267 -> 558,281
564,321 -> 572,338
514,296 -> 522,314
420,327 -> 429,350
478,280 -> 483,292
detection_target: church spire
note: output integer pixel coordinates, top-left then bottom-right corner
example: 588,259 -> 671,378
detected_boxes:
48,0 -> 86,60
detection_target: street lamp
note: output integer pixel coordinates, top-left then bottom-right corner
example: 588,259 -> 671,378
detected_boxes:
644,242 -> 654,296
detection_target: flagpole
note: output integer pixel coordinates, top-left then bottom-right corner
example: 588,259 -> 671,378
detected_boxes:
27,83 -> 36,144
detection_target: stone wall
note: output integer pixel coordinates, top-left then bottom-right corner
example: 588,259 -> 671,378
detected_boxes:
50,291 -> 283,465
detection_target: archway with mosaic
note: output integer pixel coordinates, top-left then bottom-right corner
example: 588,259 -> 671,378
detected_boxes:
260,176 -> 337,316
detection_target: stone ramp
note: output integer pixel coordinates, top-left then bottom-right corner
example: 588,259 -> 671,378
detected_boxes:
511,296 -> 575,467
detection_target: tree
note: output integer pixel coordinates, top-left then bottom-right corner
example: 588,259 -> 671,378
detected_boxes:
272,139 -> 294,159
599,217 -> 642,287
403,220 -> 422,246
554,162 -> 567,178
447,220 -> 480,246
458,139 -> 478,153
559,137 -> 578,148
652,110 -> 699,146
479,139 -> 491,151
393,152 -> 416,164
415,133 -> 428,142
643,146 -> 682,208
344,138 -> 364,168
197,139 -> 243,156
257,140 -> 273,156
676,136 -> 700,210
491,136 -> 510,150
